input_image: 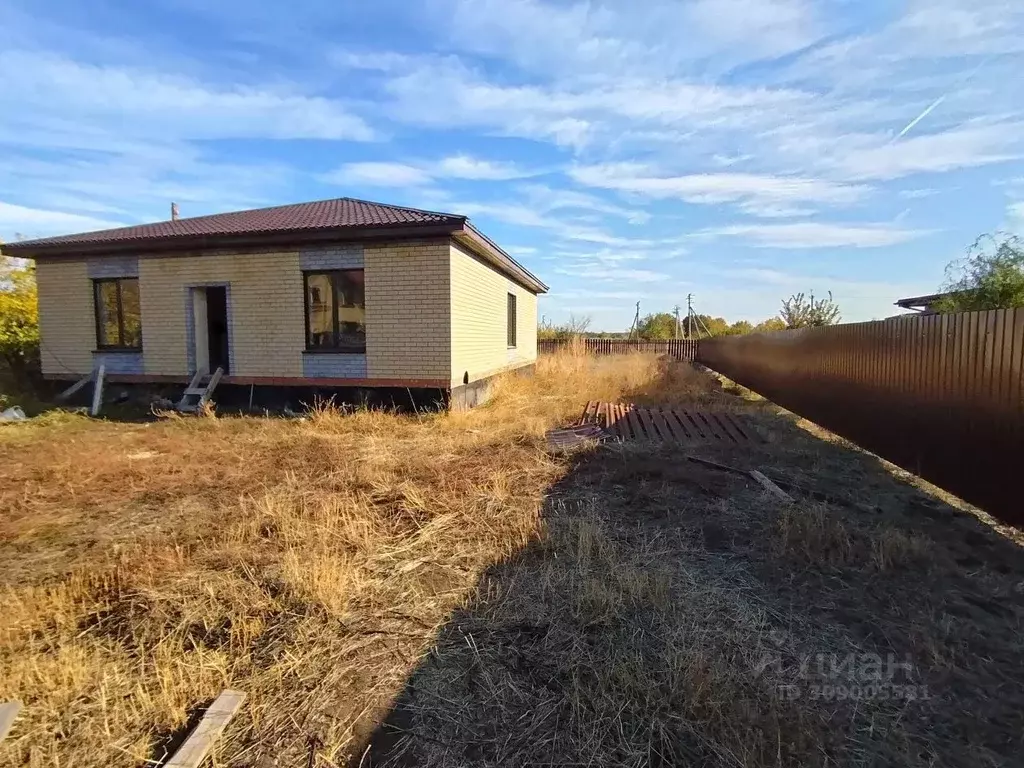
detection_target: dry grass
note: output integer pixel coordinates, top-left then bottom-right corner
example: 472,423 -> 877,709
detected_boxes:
2,350 -> 1023,768
0,349 -> 668,767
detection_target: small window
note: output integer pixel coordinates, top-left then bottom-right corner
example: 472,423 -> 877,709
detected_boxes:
93,278 -> 142,350
507,292 -> 517,348
304,270 -> 366,352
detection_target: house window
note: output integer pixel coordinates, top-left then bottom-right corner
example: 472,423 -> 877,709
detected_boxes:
93,278 -> 142,350
507,292 -> 517,348
304,270 -> 366,352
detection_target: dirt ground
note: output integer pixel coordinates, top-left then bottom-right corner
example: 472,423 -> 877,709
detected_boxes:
363,364 -> 1024,767
2,354 -> 1022,767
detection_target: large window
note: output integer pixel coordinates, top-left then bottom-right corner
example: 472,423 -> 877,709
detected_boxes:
304,270 -> 366,352
93,278 -> 142,350
507,292 -> 517,348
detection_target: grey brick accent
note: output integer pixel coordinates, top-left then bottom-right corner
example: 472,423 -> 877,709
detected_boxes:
92,351 -> 144,374
302,353 -> 368,378
88,256 -> 139,278
299,244 -> 364,271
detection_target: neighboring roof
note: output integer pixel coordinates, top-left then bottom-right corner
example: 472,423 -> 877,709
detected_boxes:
5,196 -> 548,293
895,292 -> 954,310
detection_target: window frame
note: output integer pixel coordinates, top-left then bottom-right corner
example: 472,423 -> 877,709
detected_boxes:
93,277 -> 142,351
303,269 -> 367,354
507,292 -> 518,348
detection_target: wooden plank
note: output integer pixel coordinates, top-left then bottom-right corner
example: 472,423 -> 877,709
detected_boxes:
678,409 -> 707,439
198,368 -> 224,409
693,410 -> 723,440
626,406 -> 644,441
722,413 -> 758,443
165,689 -> 246,768
583,400 -> 599,424
90,363 -> 106,417
0,701 -> 21,744
56,370 -> 95,402
665,410 -> 695,440
709,412 -> 743,443
651,407 -> 683,444
633,407 -> 660,440
749,470 -> 794,503
617,404 -> 633,440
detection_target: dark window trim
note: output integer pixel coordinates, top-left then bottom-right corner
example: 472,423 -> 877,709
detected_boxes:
303,269 -> 367,354
507,292 -> 517,348
93,277 -> 142,351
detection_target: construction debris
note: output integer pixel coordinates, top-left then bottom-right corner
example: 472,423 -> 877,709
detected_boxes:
164,689 -> 245,768
545,423 -> 611,450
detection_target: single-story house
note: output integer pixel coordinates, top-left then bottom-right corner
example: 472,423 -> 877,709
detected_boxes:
5,197 -> 548,409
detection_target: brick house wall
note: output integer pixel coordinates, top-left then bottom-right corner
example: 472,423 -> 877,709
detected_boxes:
33,237 -> 539,387
450,243 -> 537,386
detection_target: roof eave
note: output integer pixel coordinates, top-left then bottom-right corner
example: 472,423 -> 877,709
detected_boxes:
453,222 -> 549,294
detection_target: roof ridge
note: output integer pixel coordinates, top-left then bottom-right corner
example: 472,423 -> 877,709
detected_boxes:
339,197 -> 465,221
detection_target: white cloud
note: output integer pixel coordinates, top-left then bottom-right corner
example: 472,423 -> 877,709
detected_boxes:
899,188 -> 943,199
0,50 -> 375,144
322,162 -> 433,187
323,155 -> 543,187
437,0 -> 824,78
518,184 -> 651,224
832,123 -> 1023,181
700,222 -> 929,249
434,155 -> 540,181
554,265 -> 668,282
570,164 -> 870,214
0,201 -> 124,240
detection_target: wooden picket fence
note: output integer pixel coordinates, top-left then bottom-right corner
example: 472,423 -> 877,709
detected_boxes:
537,338 -> 698,360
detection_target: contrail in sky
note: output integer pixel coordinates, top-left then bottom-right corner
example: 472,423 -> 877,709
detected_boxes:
891,55 -> 992,142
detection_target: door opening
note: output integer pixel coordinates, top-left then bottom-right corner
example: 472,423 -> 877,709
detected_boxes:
192,286 -> 230,374
205,286 -> 230,374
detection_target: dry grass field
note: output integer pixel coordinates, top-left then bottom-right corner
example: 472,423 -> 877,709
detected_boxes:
1,349 -> 1023,767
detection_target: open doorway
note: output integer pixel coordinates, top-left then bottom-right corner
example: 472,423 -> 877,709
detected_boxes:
192,286 -> 230,374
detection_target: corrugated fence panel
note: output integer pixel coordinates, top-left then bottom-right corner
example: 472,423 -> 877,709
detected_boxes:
538,338 -> 698,360
696,309 -> 1024,525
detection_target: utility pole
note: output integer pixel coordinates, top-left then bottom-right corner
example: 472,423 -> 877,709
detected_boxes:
686,293 -> 694,339
673,305 -> 681,340
628,301 -> 641,341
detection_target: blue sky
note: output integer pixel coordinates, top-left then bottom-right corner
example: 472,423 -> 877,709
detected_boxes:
2,0 -> 1023,329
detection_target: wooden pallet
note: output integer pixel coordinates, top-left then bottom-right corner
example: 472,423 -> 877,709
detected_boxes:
579,401 -> 762,445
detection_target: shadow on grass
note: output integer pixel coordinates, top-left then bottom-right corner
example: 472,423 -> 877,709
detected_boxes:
355,364 -> 1024,767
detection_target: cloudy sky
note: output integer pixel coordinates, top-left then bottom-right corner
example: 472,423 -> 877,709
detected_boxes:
2,0 -> 1023,328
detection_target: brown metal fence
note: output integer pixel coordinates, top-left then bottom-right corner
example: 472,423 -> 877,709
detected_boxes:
697,309 -> 1024,525
538,338 -> 698,359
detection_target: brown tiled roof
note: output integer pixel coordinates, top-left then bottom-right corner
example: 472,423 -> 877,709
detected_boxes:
8,197 -> 465,250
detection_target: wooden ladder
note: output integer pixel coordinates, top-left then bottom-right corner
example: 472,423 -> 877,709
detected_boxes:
177,367 -> 225,413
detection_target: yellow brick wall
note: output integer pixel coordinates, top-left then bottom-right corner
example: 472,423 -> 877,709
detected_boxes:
450,243 -> 539,386
35,258 -> 94,376
365,240 -> 451,380
139,250 -> 304,377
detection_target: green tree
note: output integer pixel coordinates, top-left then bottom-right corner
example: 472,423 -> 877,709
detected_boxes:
725,320 -> 754,335
538,313 -> 592,340
780,291 -> 841,329
637,312 -> 678,340
753,317 -> 786,333
0,249 -> 40,383
933,233 -> 1024,312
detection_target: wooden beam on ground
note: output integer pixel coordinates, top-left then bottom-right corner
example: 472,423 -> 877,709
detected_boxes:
749,470 -> 794,503
164,689 -> 246,768
0,701 -> 21,744
56,370 -> 94,402
90,363 -> 106,417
